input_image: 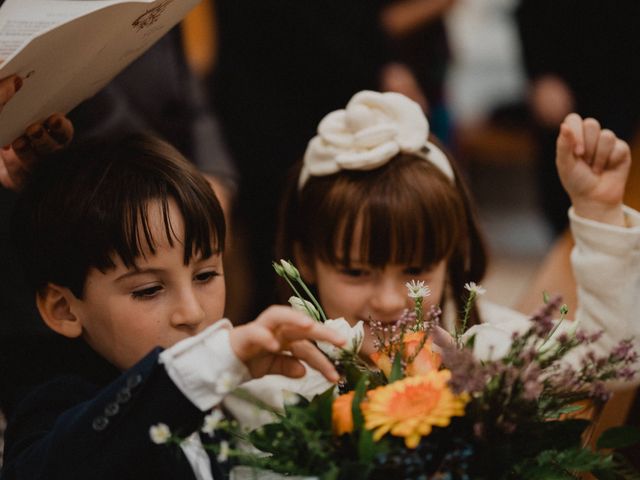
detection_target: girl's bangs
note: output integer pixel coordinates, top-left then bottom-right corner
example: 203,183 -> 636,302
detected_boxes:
305,155 -> 466,269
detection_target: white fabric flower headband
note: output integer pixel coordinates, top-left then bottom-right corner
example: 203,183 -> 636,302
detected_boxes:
299,90 -> 455,188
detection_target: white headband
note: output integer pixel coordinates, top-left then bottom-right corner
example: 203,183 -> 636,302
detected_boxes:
299,90 -> 455,189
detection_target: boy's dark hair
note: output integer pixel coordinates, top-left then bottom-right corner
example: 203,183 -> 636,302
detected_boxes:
12,135 -> 225,298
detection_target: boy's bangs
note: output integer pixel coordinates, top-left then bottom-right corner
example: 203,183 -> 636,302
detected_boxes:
86,138 -> 225,273
111,189 -> 222,270
308,156 -> 465,269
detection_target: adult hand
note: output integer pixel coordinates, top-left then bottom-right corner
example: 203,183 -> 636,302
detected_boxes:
0,75 -> 22,113
0,113 -> 74,190
556,113 -> 630,226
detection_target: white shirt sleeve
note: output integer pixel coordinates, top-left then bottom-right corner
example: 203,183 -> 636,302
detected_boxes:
159,319 -> 251,411
570,206 -> 640,358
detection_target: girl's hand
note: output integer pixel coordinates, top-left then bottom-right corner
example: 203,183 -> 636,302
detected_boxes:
229,306 -> 345,382
556,113 -> 630,226
0,113 -> 74,190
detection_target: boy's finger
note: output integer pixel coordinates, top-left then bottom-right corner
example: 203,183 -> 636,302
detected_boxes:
280,323 -> 346,347
258,305 -> 314,332
582,117 -> 601,163
289,341 -> 339,382
266,354 -> 307,379
563,113 -> 585,156
592,129 -> 616,174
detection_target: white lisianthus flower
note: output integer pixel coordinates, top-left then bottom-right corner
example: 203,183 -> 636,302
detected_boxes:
279,259 -> 301,280
405,280 -> 431,299
317,317 -> 364,359
288,296 -> 320,321
201,409 -> 224,436
464,282 -> 486,296
217,440 -> 230,462
149,423 -> 171,444
282,390 -> 300,406
462,318 -> 530,361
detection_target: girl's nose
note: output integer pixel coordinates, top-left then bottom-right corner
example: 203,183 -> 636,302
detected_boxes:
370,279 -> 407,320
170,290 -> 206,330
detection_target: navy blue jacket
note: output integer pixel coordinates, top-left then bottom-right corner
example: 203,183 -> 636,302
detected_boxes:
1,348 -> 226,479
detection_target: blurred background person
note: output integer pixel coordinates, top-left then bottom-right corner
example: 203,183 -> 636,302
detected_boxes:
515,0 -> 640,236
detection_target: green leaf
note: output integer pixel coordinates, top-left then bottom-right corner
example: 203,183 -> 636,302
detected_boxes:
388,353 -> 403,382
351,375 -> 368,431
357,428 -> 376,463
313,385 -> 337,431
597,426 -> 640,450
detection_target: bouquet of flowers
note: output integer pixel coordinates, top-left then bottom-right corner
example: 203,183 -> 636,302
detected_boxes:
152,260 -> 640,479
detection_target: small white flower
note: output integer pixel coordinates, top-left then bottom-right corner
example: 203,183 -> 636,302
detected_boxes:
464,282 -> 486,296
201,409 -> 224,435
405,280 -> 431,299
149,423 -> 171,444
217,372 -> 240,394
317,317 -> 364,359
288,296 -> 320,321
282,390 -> 299,406
279,259 -> 301,279
217,440 -> 230,462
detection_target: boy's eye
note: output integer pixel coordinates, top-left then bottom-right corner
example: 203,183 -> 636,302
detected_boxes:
131,285 -> 163,299
194,270 -> 220,283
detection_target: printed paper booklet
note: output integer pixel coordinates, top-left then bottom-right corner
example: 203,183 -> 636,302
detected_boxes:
0,0 -> 199,145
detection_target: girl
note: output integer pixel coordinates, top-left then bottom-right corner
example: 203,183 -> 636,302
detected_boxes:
277,90 -> 640,360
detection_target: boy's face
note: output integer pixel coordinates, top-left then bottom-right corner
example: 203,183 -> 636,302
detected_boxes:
70,199 -> 225,370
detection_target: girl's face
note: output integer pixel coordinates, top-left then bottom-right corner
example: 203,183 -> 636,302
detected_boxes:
68,199 -> 225,370
309,259 -> 447,358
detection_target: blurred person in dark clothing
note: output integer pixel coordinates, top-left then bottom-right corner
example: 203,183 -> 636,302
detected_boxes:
516,0 -> 640,235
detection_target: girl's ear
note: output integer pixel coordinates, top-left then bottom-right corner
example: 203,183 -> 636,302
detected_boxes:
36,283 -> 83,339
293,243 -> 316,283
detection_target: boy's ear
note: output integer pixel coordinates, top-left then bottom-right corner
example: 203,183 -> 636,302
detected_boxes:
36,283 -> 83,338
293,243 -> 316,283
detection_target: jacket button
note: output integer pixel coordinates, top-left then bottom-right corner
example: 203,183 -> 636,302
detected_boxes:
92,416 -> 109,431
127,373 -> 143,389
116,388 -> 132,403
104,402 -> 120,416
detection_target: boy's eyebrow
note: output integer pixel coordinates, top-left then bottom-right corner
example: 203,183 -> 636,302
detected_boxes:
115,268 -> 164,282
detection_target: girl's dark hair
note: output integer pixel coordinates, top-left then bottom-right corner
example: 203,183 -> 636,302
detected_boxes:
12,135 -> 225,298
277,143 -> 488,327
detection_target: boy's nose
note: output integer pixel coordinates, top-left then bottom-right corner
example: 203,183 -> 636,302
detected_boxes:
370,280 -> 407,321
170,290 -> 206,330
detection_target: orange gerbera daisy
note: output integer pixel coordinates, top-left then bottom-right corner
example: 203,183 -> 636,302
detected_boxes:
361,370 -> 468,448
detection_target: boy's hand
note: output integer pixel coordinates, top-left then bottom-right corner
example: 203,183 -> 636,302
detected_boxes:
229,306 -> 345,382
556,113 -> 630,226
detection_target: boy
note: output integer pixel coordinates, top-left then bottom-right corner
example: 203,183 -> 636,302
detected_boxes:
0,135 -> 344,479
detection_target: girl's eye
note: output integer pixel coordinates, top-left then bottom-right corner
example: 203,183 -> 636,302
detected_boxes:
339,268 -> 370,278
131,285 -> 163,299
404,266 -> 428,276
194,270 -> 220,283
